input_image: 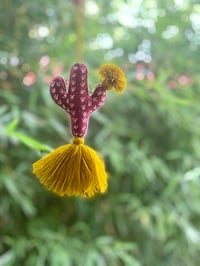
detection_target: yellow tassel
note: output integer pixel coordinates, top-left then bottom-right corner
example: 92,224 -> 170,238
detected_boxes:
99,64 -> 127,93
32,137 -> 108,198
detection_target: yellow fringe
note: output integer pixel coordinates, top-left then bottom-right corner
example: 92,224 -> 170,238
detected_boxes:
32,137 -> 108,198
99,64 -> 126,93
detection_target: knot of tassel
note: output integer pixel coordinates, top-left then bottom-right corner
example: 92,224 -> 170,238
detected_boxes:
73,137 -> 84,145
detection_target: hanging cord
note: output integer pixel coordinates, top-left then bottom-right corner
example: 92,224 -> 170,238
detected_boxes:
73,0 -> 85,62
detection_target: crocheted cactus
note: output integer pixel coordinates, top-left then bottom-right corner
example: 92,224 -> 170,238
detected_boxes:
33,62 -> 126,197
50,63 -> 106,137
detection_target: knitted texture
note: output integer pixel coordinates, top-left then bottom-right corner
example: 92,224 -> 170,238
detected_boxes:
50,63 -> 106,137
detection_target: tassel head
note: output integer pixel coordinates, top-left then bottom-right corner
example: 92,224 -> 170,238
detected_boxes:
33,137 -> 108,198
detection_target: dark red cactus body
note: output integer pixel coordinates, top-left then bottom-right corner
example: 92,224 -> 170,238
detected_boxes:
50,63 -> 106,137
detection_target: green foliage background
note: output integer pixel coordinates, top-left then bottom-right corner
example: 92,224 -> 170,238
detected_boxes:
1,0 -> 200,265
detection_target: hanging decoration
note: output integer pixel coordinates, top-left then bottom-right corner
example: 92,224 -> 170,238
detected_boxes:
33,63 -> 126,197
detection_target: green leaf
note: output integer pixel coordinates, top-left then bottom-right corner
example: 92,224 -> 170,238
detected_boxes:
9,131 -> 52,151
6,118 -> 19,134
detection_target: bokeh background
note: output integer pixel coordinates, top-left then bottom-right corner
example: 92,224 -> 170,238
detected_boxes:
1,0 -> 200,265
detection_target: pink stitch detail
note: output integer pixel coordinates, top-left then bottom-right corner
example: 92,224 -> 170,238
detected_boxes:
82,117 -> 87,122
71,111 -> 76,116
73,65 -> 79,71
81,67 -> 86,73
51,80 -> 55,86
81,105 -> 86,110
70,94 -> 75,100
54,94 -> 58,100
80,81 -> 86,87
51,87 -> 56,93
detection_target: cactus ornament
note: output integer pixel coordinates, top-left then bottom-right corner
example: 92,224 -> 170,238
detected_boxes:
33,63 -> 126,198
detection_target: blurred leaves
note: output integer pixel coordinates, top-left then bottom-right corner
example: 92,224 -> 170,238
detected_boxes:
1,0 -> 200,265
